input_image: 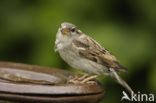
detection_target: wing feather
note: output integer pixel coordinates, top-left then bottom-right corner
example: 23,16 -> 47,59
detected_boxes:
72,35 -> 127,72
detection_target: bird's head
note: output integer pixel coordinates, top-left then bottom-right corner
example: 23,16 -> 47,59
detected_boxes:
55,22 -> 82,51
59,22 -> 82,37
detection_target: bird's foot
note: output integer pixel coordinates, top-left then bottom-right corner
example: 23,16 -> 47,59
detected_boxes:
68,75 -> 98,84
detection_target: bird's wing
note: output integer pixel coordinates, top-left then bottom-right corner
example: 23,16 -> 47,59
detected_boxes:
72,35 -> 127,72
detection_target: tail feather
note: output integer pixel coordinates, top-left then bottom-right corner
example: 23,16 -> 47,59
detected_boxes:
109,68 -> 133,94
109,68 -> 141,103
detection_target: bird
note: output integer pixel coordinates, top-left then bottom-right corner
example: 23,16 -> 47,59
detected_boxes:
54,22 -> 134,95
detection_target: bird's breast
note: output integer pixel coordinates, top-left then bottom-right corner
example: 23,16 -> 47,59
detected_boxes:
58,45 -> 109,75
58,45 -> 79,65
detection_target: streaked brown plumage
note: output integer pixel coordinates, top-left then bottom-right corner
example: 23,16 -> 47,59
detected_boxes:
72,36 -> 127,72
55,22 -> 135,96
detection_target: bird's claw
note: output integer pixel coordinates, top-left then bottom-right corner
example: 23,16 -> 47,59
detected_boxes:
68,75 -> 98,84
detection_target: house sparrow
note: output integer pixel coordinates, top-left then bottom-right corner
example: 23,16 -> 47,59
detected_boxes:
54,22 -> 134,94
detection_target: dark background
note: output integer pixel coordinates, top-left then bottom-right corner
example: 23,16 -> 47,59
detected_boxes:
0,0 -> 156,103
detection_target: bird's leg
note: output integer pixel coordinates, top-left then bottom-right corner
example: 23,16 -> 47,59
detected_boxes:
68,75 -> 98,84
68,74 -> 88,81
68,75 -> 88,84
68,75 -> 81,84
77,74 -> 88,81
81,75 -> 98,84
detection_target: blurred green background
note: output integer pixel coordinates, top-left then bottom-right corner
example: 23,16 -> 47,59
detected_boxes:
0,0 -> 156,103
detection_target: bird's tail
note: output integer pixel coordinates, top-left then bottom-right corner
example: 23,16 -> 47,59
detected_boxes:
109,68 -> 134,95
109,68 -> 142,103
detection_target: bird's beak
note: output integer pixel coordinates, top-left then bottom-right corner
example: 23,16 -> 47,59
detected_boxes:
60,28 -> 70,35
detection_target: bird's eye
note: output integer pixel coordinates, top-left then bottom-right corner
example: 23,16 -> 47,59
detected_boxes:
71,28 -> 76,32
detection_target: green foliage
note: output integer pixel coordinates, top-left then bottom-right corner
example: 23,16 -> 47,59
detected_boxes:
0,0 -> 155,103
